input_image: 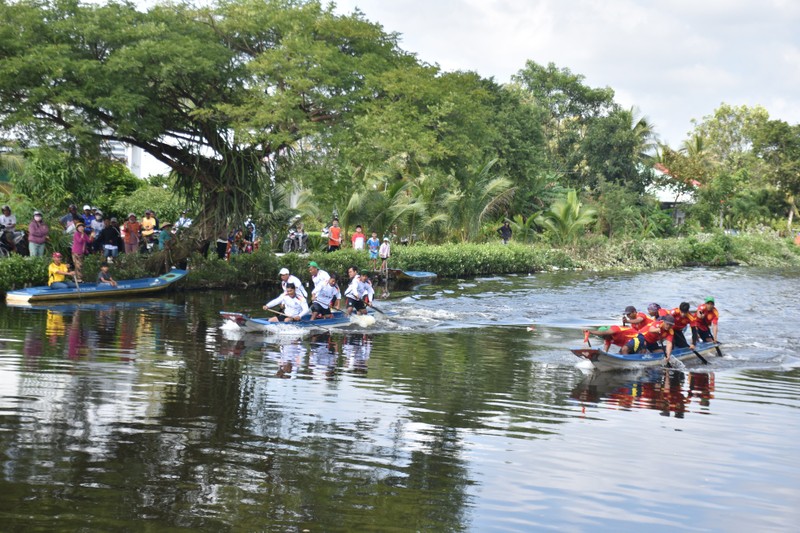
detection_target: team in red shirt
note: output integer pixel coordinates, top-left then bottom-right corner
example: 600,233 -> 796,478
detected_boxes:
585,298 -> 720,362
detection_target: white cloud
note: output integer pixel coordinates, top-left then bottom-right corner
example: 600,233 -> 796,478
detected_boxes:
335,0 -> 800,146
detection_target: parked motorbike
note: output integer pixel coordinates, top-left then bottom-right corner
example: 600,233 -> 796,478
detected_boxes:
282,227 -> 308,253
0,230 -> 28,257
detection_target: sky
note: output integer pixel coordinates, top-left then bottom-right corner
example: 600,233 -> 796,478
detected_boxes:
332,0 -> 800,148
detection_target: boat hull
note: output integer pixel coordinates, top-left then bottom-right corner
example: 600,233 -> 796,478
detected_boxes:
570,341 -> 721,371
220,309 -> 375,333
5,269 -> 188,303
387,269 -> 437,282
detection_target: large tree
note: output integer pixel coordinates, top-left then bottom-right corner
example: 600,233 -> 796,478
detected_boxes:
0,0 -> 410,241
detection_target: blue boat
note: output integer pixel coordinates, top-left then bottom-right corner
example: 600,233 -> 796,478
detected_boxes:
5,269 -> 188,304
220,309 -> 376,333
570,341 -> 721,371
387,268 -> 437,282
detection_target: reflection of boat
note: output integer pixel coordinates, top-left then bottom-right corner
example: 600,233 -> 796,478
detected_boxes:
6,299 -> 183,313
571,368 -> 714,414
5,269 -> 188,304
387,269 -> 437,282
219,310 -> 376,333
570,341 -> 720,371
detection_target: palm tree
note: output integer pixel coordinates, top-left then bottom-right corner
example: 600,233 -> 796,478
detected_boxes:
536,189 -> 597,244
447,159 -> 516,242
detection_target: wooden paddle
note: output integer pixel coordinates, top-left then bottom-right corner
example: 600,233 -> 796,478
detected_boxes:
691,346 -> 709,364
72,272 -> 81,298
265,308 -> 300,321
369,303 -> 387,315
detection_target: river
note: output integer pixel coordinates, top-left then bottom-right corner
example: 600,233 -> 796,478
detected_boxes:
0,267 -> 798,531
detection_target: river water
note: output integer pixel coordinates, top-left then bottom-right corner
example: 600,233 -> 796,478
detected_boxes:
0,267 -> 798,531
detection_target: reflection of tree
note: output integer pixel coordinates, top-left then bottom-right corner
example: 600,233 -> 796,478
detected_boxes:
0,295 -> 584,530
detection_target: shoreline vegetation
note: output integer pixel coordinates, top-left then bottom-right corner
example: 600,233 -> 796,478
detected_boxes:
2,232 -> 798,295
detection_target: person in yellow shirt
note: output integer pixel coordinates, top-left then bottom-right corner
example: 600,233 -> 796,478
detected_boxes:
48,252 -> 77,289
141,210 -> 158,244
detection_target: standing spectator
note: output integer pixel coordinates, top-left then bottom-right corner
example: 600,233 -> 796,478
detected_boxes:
379,237 -> 391,274
158,222 -> 173,251
123,213 -> 141,254
497,220 -> 512,245
351,225 -> 365,250
98,217 -> 123,262
71,221 -> 91,282
81,205 -> 94,227
28,210 -> 49,257
327,218 -> 342,252
216,226 -> 229,259
367,231 -> 380,271
141,210 -> 158,244
90,210 -> 105,253
59,204 -> 78,229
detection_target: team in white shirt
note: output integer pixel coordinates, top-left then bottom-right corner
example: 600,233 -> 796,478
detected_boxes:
263,262 -> 375,321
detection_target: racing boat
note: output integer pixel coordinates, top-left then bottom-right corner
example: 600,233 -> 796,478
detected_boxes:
570,341 -> 721,372
220,309 -> 376,333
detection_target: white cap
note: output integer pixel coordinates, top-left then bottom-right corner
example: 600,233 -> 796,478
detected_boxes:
83,204 -> 91,210
279,267 -> 290,275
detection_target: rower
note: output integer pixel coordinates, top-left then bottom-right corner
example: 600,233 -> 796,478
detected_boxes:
263,283 -> 309,322
622,305 -> 652,332
310,273 -> 341,320
584,325 -> 638,352
279,267 -> 307,299
641,315 -> 676,360
691,297 -> 719,344
344,265 -> 367,316
668,302 -> 695,349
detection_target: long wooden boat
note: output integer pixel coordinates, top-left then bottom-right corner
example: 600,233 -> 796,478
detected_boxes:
387,268 -> 437,282
5,269 -> 188,304
220,309 -> 376,333
570,341 -> 721,372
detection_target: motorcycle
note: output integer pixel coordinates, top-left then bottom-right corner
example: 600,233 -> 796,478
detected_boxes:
282,227 -> 308,253
0,230 -> 28,257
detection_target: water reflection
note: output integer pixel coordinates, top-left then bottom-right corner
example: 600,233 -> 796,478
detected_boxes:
572,369 -> 716,416
1,270 -> 800,530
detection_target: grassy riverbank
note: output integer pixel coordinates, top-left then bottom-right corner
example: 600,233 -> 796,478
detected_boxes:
2,232 -> 798,293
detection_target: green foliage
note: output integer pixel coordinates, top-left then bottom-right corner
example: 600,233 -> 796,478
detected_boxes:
0,255 -> 49,291
111,186 -> 181,224
536,190 -> 597,244
682,233 -> 735,266
11,148 -> 97,213
592,181 -> 673,239
388,242 -> 574,277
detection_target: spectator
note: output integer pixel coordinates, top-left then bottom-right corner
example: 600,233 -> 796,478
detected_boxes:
351,225 -> 365,250
497,220 -> 512,245
59,204 -> 78,229
97,217 -> 123,262
71,221 -> 91,282
123,213 -> 141,254
28,210 -> 49,257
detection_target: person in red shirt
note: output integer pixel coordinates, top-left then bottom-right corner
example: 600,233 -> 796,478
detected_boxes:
669,302 -> 695,349
584,325 -> 639,352
642,315 -> 675,360
692,297 -> 719,343
327,218 -> 341,252
647,303 -> 669,319
350,225 -> 365,250
623,305 -> 652,332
